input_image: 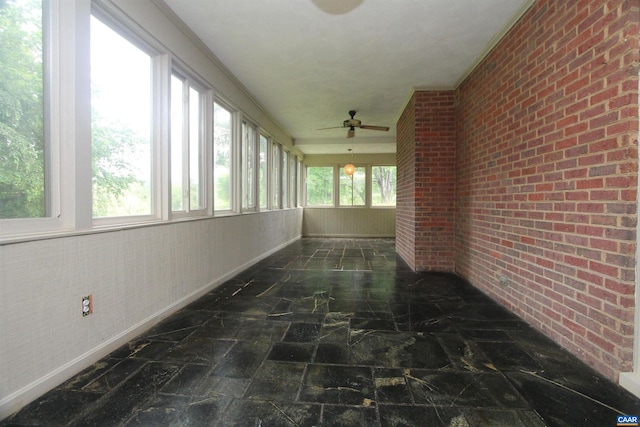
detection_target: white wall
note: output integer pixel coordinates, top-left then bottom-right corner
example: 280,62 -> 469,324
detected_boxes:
0,209 -> 302,418
303,208 -> 395,237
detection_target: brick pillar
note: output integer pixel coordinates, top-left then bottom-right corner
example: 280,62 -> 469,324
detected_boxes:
396,91 -> 456,271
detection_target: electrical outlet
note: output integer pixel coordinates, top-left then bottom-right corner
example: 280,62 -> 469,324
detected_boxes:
82,295 -> 93,317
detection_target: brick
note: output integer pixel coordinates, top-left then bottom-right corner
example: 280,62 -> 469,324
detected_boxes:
445,0 -> 638,383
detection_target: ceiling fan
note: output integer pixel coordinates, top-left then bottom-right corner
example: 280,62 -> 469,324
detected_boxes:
317,110 -> 390,138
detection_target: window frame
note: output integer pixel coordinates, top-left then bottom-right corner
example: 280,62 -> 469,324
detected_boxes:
338,164 -> 366,207
271,141 -> 281,209
241,118 -> 258,213
213,97 -> 236,215
169,68 -> 211,218
302,163 -> 397,209
258,132 -> 269,210
305,165 -> 335,207
90,10 -> 164,225
0,0 -> 62,238
370,164 -> 397,208
281,150 -> 289,209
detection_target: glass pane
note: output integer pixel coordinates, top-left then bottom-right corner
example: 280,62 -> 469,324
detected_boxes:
0,0 -> 46,218
170,75 -> 184,211
340,166 -> 365,206
296,159 -> 302,207
282,151 -> 288,208
91,16 -> 152,217
372,166 -> 396,206
259,134 -> 267,209
242,122 -> 255,209
189,87 -> 201,210
213,102 -> 232,211
306,166 -> 333,206
290,156 -> 297,207
272,143 -> 280,208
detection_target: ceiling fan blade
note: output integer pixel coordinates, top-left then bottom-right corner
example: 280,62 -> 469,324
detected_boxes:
347,128 -> 355,138
316,126 -> 346,130
359,125 -> 390,131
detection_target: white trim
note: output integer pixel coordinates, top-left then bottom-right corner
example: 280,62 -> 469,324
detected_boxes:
0,235 -> 300,420
303,233 -> 395,238
620,373 -> 640,398
621,64 -> 640,399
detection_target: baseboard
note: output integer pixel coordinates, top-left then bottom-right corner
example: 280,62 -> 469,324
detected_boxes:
620,372 -> 640,399
302,233 -> 395,238
0,235 -> 300,421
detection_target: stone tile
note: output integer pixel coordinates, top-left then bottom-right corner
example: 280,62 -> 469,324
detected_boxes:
283,322 -> 322,342
315,343 -> 349,365
212,341 -> 270,379
321,404 -> 378,426
160,363 -> 211,395
81,357 -> 148,392
164,336 -> 234,365
462,409 -> 546,427
139,310 -> 211,341
267,342 -> 316,363
174,395 -> 231,427
374,368 -> 412,404
300,365 -> 374,405
194,376 -> 250,399
506,370 -> 640,426
406,369 -> 527,409
123,393 -> 190,426
379,405 -> 466,427
475,341 -> 542,371
349,330 -> 452,369
217,399 -> 321,427
71,362 -> 181,426
3,390 -> 102,426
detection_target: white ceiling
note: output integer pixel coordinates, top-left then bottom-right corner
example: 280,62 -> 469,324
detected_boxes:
163,0 -> 532,155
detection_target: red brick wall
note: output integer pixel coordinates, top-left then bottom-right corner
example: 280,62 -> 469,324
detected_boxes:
396,95 -> 417,269
455,0 -> 639,381
397,92 -> 456,271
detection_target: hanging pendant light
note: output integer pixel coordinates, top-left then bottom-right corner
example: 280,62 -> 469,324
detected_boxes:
344,163 -> 355,176
344,149 -> 355,176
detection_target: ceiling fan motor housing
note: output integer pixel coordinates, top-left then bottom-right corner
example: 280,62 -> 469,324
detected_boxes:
343,118 -> 361,127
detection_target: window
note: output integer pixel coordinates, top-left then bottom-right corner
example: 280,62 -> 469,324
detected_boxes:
290,155 -> 298,208
306,166 -> 333,206
91,15 -> 152,218
242,121 -> 256,211
372,165 -> 396,206
339,165 -> 366,206
259,134 -> 268,209
171,73 -> 205,213
296,158 -> 303,207
213,101 -> 233,211
272,142 -> 280,209
282,150 -> 289,208
0,0 -> 47,219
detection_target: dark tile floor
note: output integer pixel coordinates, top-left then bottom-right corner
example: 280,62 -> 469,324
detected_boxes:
3,238 -> 640,426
